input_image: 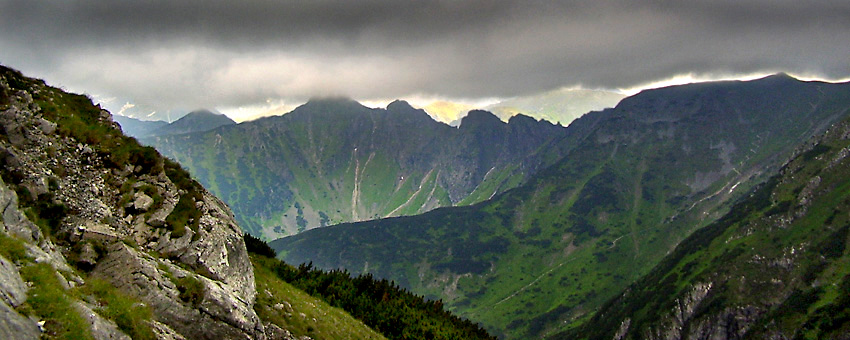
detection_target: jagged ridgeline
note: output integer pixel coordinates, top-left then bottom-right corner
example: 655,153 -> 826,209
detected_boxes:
555,115 -> 850,339
273,75 -> 850,338
0,65 -> 497,339
147,98 -> 570,240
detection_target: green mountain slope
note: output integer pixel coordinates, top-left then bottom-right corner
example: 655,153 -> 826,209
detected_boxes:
272,75 -> 850,338
148,98 -> 569,239
555,115 -> 850,340
0,64 -> 495,340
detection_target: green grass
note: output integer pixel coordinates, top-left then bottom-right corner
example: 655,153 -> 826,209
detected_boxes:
76,278 -> 155,340
252,255 -> 388,340
19,263 -> 93,340
0,232 -> 29,263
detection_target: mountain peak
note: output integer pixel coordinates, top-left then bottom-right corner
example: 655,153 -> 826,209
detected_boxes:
386,99 -> 415,112
152,108 -> 236,136
297,97 -> 370,114
181,108 -> 224,118
304,96 -> 363,106
507,113 -> 539,126
459,110 -> 504,128
754,72 -> 800,85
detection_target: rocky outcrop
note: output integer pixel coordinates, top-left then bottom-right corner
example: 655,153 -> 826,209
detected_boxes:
643,282 -> 714,340
0,65 -> 267,338
93,243 -> 262,339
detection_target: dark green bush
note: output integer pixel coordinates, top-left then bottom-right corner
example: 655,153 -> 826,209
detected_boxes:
244,233 -> 277,258
165,191 -> 202,238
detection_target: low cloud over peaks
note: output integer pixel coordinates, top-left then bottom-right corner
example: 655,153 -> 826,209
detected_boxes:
1,1 -> 848,121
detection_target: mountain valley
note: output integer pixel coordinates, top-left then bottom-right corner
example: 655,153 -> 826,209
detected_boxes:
272,74 -> 850,338
2,64 -> 849,340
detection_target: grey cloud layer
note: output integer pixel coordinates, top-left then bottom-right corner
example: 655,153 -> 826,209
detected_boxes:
1,0 -> 848,115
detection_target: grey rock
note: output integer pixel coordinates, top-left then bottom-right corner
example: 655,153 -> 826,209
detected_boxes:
93,243 -> 264,340
688,306 -> 763,340
75,301 -> 132,340
0,299 -> 39,340
0,74 -> 268,340
146,198 -> 175,227
77,242 -> 99,269
0,255 -> 27,307
0,109 -> 26,146
0,177 -> 42,242
37,118 -> 56,135
133,192 -> 154,212
148,320 -> 188,340
21,177 -> 48,200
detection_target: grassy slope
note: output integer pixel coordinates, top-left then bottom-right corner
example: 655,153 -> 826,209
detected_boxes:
273,75 -> 850,338
555,116 -> 850,340
253,255 -> 388,340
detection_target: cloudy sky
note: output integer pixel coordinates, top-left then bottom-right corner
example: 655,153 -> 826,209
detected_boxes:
1,1 -> 848,122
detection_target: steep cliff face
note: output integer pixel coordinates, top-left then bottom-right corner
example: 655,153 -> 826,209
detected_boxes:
0,66 -> 270,339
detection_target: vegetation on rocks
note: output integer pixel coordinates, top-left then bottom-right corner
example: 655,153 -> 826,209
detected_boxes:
247,234 -> 496,340
0,65 -> 254,339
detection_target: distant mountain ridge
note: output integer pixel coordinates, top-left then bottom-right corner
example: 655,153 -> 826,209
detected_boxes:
114,109 -> 235,138
112,114 -> 167,138
272,75 -> 850,338
148,97 -> 571,239
422,88 -> 625,127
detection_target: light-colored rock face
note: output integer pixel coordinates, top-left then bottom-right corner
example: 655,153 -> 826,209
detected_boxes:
0,299 -> 39,340
0,255 -> 27,307
0,169 -> 42,242
75,301 -> 132,340
93,243 -> 262,339
0,68 -> 264,338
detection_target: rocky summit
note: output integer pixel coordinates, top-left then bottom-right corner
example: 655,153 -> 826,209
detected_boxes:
0,66 -> 267,339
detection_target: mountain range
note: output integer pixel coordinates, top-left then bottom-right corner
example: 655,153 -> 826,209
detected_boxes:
3,63 -> 849,340
147,99 -> 570,239
0,65 -> 496,340
271,74 -> 850,338
113,109 -> 236,138
422,88 -> 625,126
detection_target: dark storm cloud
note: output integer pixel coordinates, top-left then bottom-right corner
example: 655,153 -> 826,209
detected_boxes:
1,0 -> 848,118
